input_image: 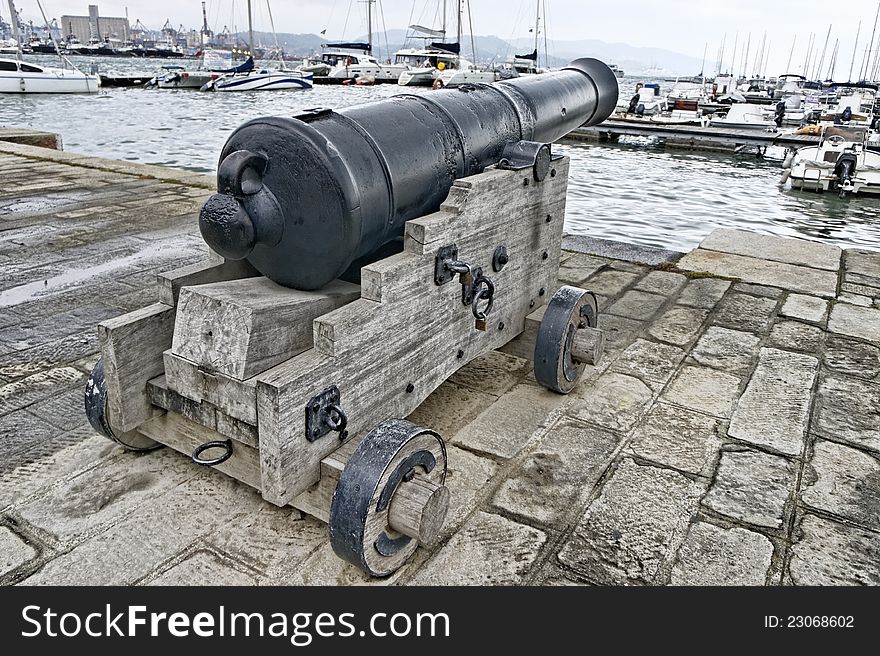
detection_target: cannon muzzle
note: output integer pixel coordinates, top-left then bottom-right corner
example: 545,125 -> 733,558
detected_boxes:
200,58 -> 619,290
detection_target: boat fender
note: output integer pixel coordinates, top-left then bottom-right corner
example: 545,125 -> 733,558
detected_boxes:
782,152 -> 794,169
432,78 -> 444,90
780,169 -> 791,184
841,107 -> 853,123
636,103 -> 645,116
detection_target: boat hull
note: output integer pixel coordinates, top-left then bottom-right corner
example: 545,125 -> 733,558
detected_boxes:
437,69 -> 498,87
213,71 -> 314,91
397,69 -> 437,86
0,71 -> 99,93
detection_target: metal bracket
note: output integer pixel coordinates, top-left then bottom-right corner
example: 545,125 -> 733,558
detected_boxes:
305,385 -> 349,442
497,140 -> 553,181
434,244 -> 459,285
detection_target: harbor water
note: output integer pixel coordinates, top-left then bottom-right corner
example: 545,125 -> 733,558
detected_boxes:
2,55 -> 878,253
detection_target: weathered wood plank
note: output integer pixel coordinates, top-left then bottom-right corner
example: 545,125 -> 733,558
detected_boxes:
147,375 -> 259,448
157,257 -> 260,306
172,278 -> 360,380
162,350 -> 258,426
138,412 -> 262,491
257,160 -> 569,505
98,302 -> 175,433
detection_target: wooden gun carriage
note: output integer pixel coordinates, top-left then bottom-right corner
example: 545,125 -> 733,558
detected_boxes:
85,59 -> 617,576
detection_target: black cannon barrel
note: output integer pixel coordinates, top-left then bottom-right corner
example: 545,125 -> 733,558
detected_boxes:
199,58 -> 619,290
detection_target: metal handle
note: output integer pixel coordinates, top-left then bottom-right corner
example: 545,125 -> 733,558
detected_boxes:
191,439 -> 233,467
472,276 -> 495,321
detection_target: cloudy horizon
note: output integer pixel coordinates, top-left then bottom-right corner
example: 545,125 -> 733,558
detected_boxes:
6,0 -> 880,77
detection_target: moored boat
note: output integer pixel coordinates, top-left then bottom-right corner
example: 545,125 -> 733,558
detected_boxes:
784,126 -> 880,196
0,57 -> 100,92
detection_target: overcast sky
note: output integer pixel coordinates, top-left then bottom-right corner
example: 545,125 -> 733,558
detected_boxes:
10,0 -> 880,75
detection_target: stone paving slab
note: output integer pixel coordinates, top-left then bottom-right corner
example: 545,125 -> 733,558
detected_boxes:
697,228 -> 842,271
677,249 -> 839,297
670,522 -> 774,586
1,146 -> 879,587
727,348 -> 818,456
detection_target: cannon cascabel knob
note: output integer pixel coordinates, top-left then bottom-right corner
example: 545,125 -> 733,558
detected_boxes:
199,193 -> 257,261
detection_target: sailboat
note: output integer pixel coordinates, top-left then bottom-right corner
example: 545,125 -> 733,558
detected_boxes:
435,0 -> 499,87
503,0 -> 548,76
203,0 -> 313,92
0,1 -> 98,93
395,2 -> 461,86
301,0 -> 407,84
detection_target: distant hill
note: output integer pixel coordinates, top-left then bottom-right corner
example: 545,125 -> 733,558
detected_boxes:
248,29 -> 715,76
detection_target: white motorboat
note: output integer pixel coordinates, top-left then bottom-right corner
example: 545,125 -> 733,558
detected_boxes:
212,69 -> 313,91
205,58 -> 314,91
151,51 -> 237,90
0,57 -> 99,93
709,103 -> 777,130
153,65 -> 220,89
620,84 -> 667,115
609,63 -> 624,78
396,46 -> 460,86
783,126 -> 880,196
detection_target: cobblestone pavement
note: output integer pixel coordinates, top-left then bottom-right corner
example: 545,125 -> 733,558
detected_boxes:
1,139 -> 878,586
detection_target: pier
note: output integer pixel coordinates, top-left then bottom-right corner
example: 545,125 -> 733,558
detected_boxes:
567,119 -> 821,153
0,136 -> 878,586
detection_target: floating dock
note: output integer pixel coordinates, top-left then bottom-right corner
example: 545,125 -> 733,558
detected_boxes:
566,119 -> 820,153
0,131 -> 878,586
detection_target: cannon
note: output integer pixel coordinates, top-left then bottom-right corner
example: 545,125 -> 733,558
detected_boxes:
200,58 -> 619,290
85,60 -> 617,577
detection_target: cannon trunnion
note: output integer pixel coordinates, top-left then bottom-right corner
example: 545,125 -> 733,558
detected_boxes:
86,60 -> 617,577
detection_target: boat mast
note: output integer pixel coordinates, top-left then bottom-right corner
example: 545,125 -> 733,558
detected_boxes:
729,32 -> 738,79
815,24 -> 832,81
534,0 -> 540,65
441,0 -> 446,38
741,33 -> 750,79
5,0 -> 22,60
35,0 -> 68,68
862,0 -> 880,80
827,39 -> 839,80
247,0 -> 254,58
699,42 -> 706,79
802,32 -> 814,77
367,0 -> 372,51
455,0 -> 461,66
849,20 -> 861,82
